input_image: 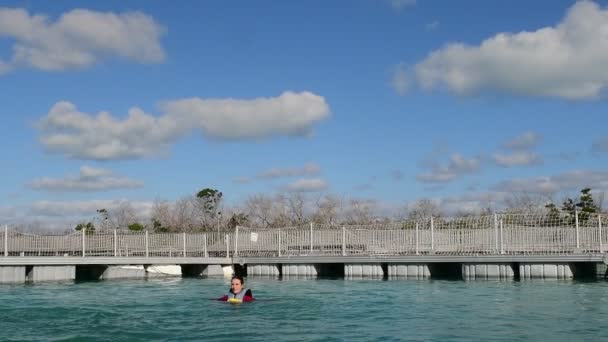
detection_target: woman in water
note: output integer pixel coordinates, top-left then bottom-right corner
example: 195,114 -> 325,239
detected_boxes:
217,276 -> 254,303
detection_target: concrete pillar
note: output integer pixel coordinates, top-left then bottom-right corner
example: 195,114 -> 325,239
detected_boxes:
29,266 -> 75,282
146,265 -> 182,277
519,263 -> 573,279
246,264 -> 280,277
281,264 -> 318,278
101,266 -> 146,280
344,264 -> 383,279
387,264 -> 431,279
202,264 -> 225,277
0,266 -> 25,283
462,264 -> 514,280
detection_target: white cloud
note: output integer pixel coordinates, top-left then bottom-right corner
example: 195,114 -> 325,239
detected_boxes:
390,0 -> 416,10
503,131 -> 541,150
426,20 -> 440,31
413,1 -> 608,99
593,137 -> 608,152
0,7 -> 165,74
417,153 -> 480,183
37,91 -> 330,160
28,166 -> 142,192
493,170 -> 608,194
258,163 -> 321,179
284,178 -> 328,192
492,151 -> 542,167
391,64 -> 409,95
391,170 -> 403,181
29,199 -> 153,218
233,176 -> 251,184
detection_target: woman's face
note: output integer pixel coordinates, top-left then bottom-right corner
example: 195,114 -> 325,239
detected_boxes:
231,279 -> 243,294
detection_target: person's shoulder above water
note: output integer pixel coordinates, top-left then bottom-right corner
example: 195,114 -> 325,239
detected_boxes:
217,276 -> 254,302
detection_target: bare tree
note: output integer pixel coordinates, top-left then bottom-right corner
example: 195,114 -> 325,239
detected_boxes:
244,194 -> 275,227
312,194 -> 343,225
344,199 -> 377,225
173,196 -> 198,232
283,192 -> 307,225
407,198 -> 442,221
504,192 -> 550,215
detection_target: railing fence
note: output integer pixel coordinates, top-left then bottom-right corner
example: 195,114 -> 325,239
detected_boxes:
2,213 -> 606,258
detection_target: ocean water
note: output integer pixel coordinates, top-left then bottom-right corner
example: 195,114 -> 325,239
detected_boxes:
1,277 -> 608,341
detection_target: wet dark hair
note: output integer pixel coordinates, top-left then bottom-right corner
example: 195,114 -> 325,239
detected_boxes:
231,275 -> 244,285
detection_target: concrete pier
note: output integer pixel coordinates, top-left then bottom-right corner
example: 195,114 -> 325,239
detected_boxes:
247,264 -> 280,277
462,264 -> 514,280
344,264 -> 383,278
101,266 -> 146,280
387,264 -> 430,279
146,265 -> 182,277
281,264 -> 318,278
202,264 -> 225,277
519,263 -> 573,279
0,266 -> 25,283
28,266 -> 75,282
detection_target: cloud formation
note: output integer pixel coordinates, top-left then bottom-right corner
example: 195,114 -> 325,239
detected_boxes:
417,153 -> 481,183
284,178 -> 328,192
258,163 -> 321,179
492,151 -> 542,168
0,7 -> 165,74
493,170 -> 608,194
391,64 -> 409,95
390,0 -> 416,10
593,137 -> 608,152
502,131 -> 541,150
37,91 -> 330,160
28,166 -> 143,192
28,199 -> 153,218
411,1 -> 608,99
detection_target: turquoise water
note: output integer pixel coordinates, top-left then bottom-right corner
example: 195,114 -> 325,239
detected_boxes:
1,278 -> 608,341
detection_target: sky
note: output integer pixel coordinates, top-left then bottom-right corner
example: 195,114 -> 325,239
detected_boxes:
1,0 -> 607,228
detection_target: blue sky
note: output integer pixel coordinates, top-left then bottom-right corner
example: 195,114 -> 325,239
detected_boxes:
1,0 -> 607,227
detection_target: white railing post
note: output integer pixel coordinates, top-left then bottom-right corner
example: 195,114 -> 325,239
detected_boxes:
500,219 -> 504,254
234,226 -> 239,257
415,223 -> 419,255
309,222 -> 313,255
342,226 -> 346,256
204,233 -> 208,258
599,215 -> 603,253
278,229 -> 282,257
114,229 -> 118,257
430,217 -> 435,252
145,231 -> 149,258
4,224 -> 8,257
575,211 -> 580,250
183,233 -> 187,257
225,234 -> 230,258
494,214 -> 499,253
82,228 -> 86,257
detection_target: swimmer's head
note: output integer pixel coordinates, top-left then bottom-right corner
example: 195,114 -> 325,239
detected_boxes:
231,276 -> 244,294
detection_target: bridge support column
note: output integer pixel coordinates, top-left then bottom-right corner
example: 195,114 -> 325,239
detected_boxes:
101,266 -> 146,280
281,264 -> 318,278
28,266 -> 75,282
247,264 -> 280,277
146,265 -> 182,277
387,264 -> 430,279
519,263 -> 573,279
202,265 -> 226,277
344,264 -> 383,279
0,266 -> 25,283
462,264 -> 514,280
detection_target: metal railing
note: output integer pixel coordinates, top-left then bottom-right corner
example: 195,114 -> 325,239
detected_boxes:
1,213 -> 605,258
